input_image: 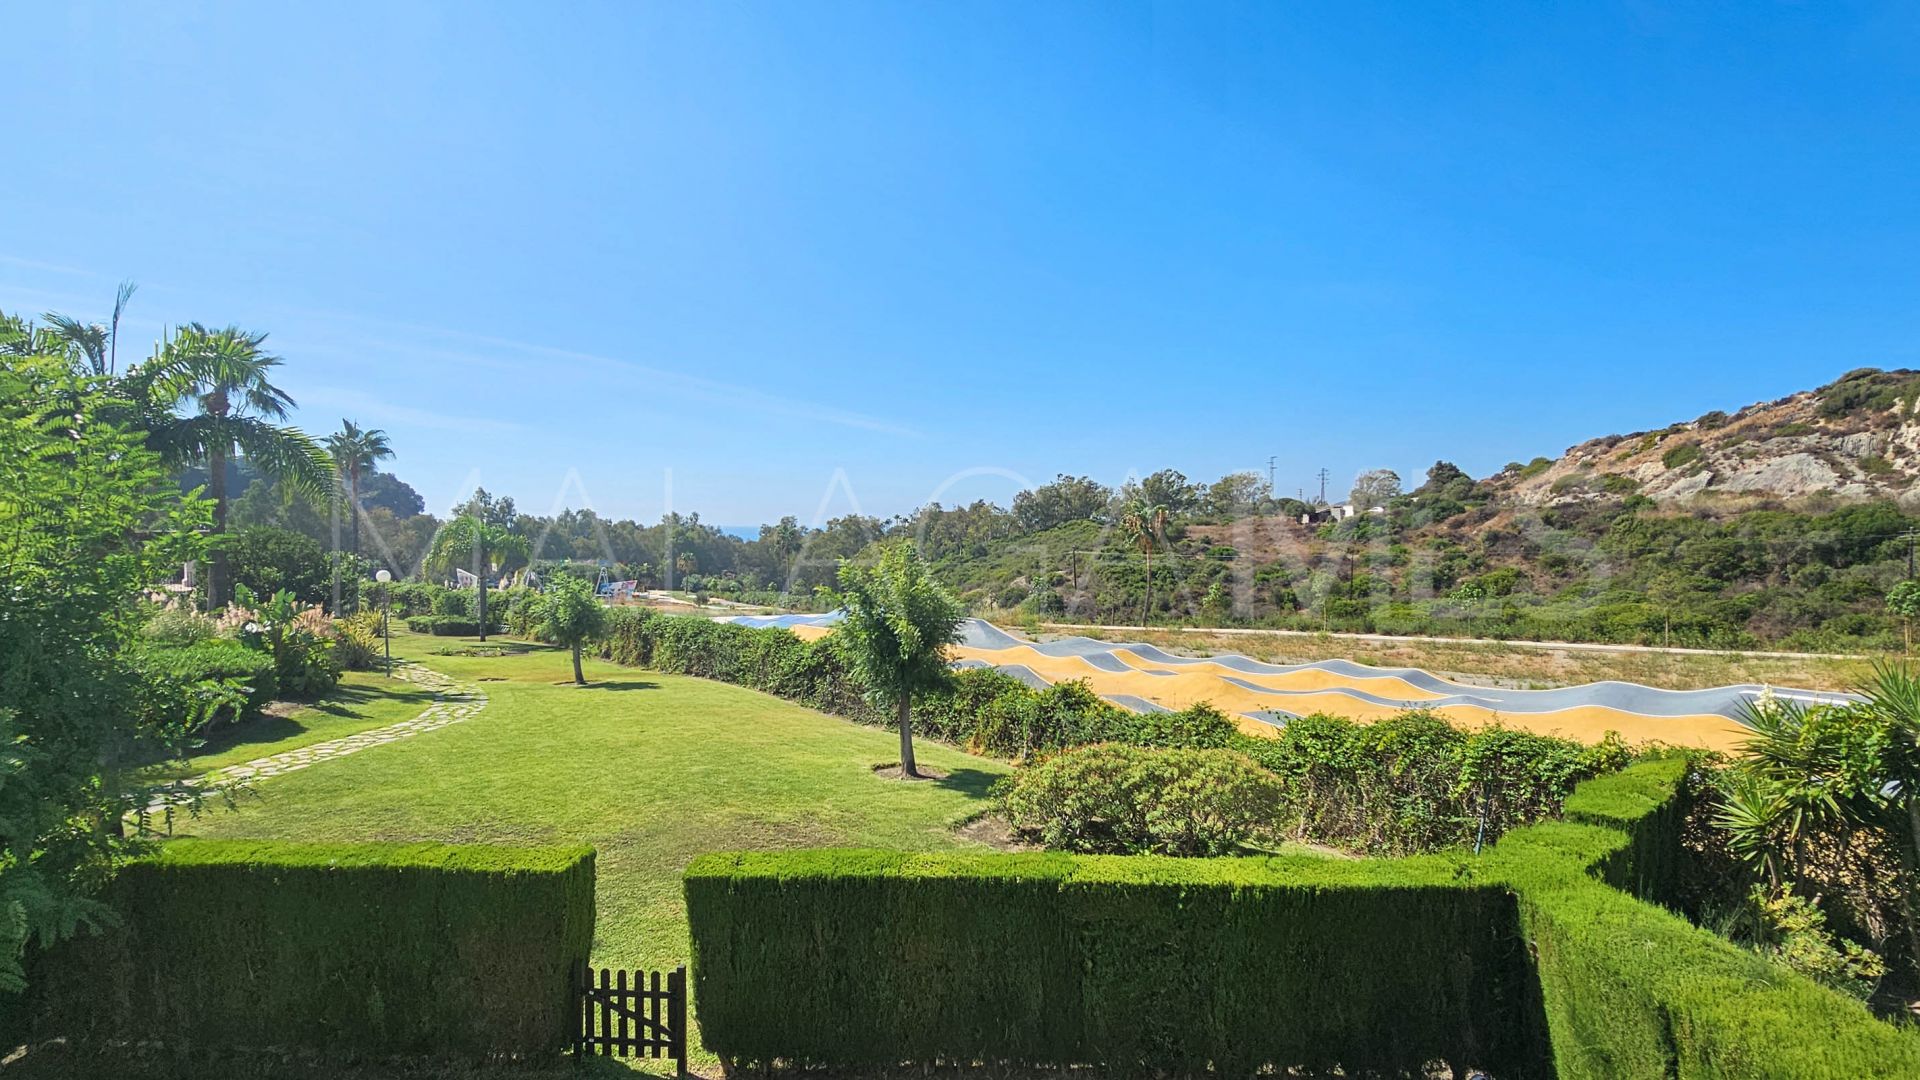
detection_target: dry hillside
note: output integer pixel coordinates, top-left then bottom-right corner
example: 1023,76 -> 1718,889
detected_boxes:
1481,368 -> 1920,507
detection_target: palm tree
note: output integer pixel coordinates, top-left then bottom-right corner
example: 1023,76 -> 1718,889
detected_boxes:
129,324 -> 331,607
324,420 -> 392,615
429,515 -> 530,642
324,419 -> 393,557
834,542 -> 965,779
42,281 -> 138,376
1121,499 -> 1168,625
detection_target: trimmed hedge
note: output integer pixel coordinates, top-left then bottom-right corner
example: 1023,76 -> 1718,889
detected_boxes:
1490,760 -> 1920,1079
597,609 -> 1240,758
32,840 -> 595,1059
404,615 -> 499,636
688,759 -> 1920,1078
129,637 -> 279,723
687,849 -> 1544,1076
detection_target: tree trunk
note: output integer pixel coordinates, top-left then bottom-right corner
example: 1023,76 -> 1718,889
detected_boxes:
208,442 -> 230,608
475,535 -> 489,642
1905,800 -> 1920,983
1142,549 -> 1152,625
572,642 -> 585,685
349,469 -> 361,557
897,696 -> 920,778
330,474 -> 343,616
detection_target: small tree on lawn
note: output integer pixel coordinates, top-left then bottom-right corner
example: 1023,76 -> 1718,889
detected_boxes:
538,575 -> 606,685
1890,579 -> 1920,653
834,541 -> 964,779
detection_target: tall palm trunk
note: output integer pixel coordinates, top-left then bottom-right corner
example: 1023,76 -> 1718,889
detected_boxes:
349,465 -> 362,557
330,478 -> 343,616
1141,547 -> 1152,625
208,441 -> 230,608
897,697 -> 920,778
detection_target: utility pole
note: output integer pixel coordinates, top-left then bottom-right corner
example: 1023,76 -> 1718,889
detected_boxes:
1316,468 -> 1330,506
1267,455 -> 1277,493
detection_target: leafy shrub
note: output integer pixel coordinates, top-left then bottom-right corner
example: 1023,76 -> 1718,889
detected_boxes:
224,526 -> 330,606
433,587 -> 475,617
995,583 -> 1029,608
129,638 -> 279,729
30,840 -> 595,1059
388,581 -> 445,618
1001,744 -> 1287,855
220,588 -> 340,698
1232,712 -> 1628,854
140,606 -> 217,646
331,611 -> 384,671
406,615 -> 486,636
1817,367 -> 1920,419
1599,473 -> 1640,495
1751,887 -> 1887,1001
1662,442 -> 1703,469
1518,456 -> 1554,479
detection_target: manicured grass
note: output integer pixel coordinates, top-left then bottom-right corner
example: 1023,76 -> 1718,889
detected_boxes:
139,669 -> 440,782
170,632 -> 1010,1069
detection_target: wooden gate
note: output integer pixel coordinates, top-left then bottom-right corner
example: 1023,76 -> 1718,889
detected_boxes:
576,962 -> 686,1073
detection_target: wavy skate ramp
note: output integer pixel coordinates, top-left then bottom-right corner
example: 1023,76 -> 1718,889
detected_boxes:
717,615 -> 1846,751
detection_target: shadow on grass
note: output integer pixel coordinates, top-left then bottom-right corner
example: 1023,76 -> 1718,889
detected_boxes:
591,680 -> 662,692
308,680 -> 437,717
930,767 -> 1003,799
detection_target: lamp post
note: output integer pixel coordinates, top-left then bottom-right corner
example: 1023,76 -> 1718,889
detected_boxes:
375,569 -> 393,677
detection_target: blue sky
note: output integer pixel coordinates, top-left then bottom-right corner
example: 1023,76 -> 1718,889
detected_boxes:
6,3 -> 1918,525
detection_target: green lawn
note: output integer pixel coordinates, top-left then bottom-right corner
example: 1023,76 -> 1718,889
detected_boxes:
141,668 -> 441,782
168,632 -> 1009,1068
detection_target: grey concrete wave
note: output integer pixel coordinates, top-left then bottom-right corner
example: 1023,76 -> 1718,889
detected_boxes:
718,614 -> 1855,724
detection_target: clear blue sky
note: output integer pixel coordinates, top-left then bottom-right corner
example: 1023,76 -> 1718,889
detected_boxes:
6,3 -> 1917,525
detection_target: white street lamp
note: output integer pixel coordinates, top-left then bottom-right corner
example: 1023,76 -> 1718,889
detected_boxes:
375,569 -> 393,676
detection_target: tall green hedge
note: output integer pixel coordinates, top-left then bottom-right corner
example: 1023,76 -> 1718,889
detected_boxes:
686,849 -> 1546,1076
599,609 -> 1269,758
1490,760 -> 1920,1079
688,759 -> 1920,1079
32,840 -> 595,1059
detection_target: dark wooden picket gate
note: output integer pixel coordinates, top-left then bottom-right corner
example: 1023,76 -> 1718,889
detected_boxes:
575,962 -> 686,1073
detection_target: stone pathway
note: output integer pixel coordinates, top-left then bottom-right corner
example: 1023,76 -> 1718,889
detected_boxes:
145,661 -> 487,817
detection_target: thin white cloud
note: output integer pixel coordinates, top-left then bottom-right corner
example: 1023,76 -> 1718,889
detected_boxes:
2,255 -> 922,438
296,385 -> 524,435
271,307 -> 921,438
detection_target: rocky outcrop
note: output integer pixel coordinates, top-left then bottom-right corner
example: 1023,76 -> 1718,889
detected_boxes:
1484,369 -> 1920,507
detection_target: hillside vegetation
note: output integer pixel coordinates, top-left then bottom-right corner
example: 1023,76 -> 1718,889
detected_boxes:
169,363 -> 1920,654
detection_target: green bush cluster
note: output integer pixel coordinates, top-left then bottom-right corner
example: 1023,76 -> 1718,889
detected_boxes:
687,758 -> 1920,1078
128,637 -> 278,728
404,614 -> 497,636
1231,712 -> 1631,854
331,610 -> 385,671
686,849 -> 1534,1076
29,840 -> 596,1060
1000,743 -> 1287,855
